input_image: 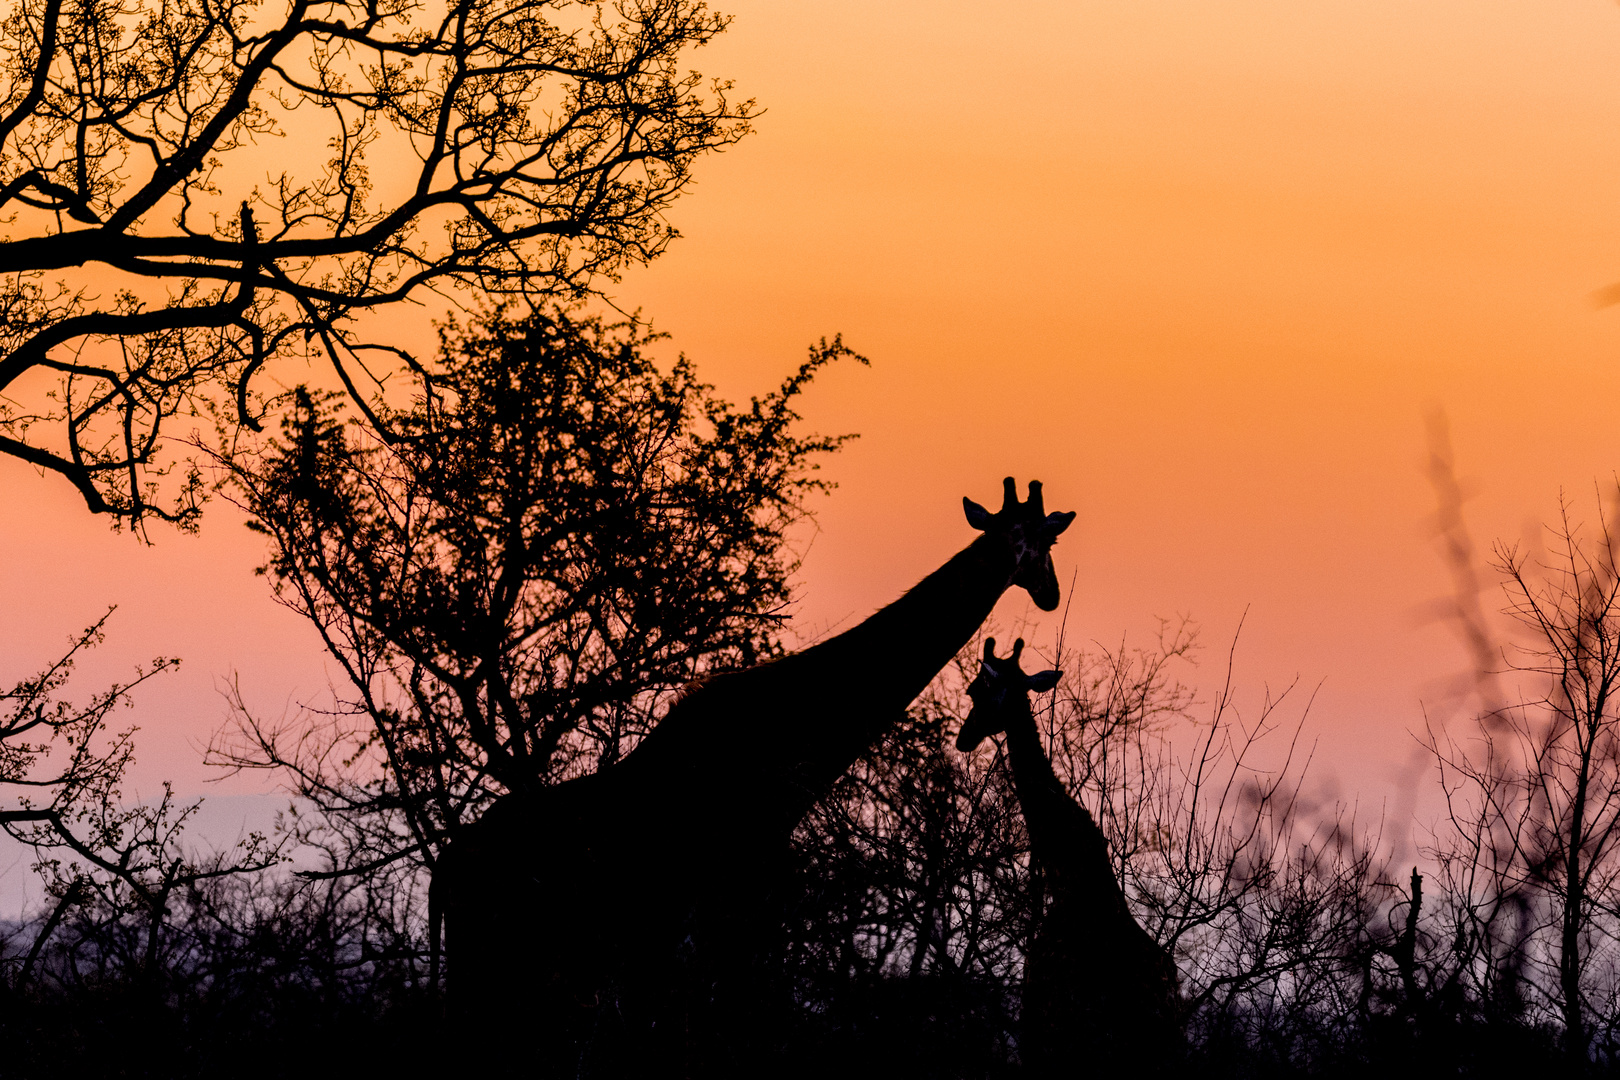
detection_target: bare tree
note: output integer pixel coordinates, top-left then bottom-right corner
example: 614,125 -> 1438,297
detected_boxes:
0,0 -> 752,527
0,609 -> 281,985
1425,491 -> 1620,1063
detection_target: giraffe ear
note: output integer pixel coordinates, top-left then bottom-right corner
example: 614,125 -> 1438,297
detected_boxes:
964,497 -> 994,530
1028,669 -> 1061,693
1042,511 -> 1076,539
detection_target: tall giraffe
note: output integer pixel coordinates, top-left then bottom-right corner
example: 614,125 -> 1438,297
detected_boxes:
444,478 -> 1075,1075
955,638 -> 1183,1078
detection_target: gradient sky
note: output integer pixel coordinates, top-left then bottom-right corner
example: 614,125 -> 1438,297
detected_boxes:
6,0 -> 1620,838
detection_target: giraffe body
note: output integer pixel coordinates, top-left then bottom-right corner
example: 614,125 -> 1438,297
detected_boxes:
957,639 -> 1184,1078
443,480 -> 1074,1075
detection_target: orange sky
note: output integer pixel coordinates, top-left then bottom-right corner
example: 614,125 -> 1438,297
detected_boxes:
6,0 -> 1620,838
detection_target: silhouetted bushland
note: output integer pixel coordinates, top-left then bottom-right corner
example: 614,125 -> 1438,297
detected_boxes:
784,700 -> 1027,1079
2,863 -> 446,1079
6,612 -> 1613,1078
0,614 -> 310,1078
0,611 -> 281,983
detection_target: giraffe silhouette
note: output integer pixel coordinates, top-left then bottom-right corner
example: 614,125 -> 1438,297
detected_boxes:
443,478 -> 1075,1075
956,637 -> 1184,1078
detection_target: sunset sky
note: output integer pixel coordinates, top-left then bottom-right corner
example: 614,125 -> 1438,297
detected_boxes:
6,0 -> 1620,867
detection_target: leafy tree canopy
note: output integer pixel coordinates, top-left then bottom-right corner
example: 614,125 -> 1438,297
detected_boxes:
214,304 -> 862,877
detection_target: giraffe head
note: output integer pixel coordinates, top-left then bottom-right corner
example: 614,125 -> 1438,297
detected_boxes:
954,637 -> 1061,752
963,477 -> 1076,611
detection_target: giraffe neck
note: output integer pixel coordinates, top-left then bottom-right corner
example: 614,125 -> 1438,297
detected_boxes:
1001,703 -> 1117,898
621,528 -> 1023,828
791,529 -> 1019,711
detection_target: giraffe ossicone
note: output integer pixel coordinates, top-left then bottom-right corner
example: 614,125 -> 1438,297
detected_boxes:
963,478 -> 1075,611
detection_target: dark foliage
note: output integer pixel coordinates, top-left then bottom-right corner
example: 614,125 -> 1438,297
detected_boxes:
206,304 -> 859,985
2,869 -> 445,1079
782,702 -> 1027,1079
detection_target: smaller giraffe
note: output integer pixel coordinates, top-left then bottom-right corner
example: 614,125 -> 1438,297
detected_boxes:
956,638 -> 1183,1078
